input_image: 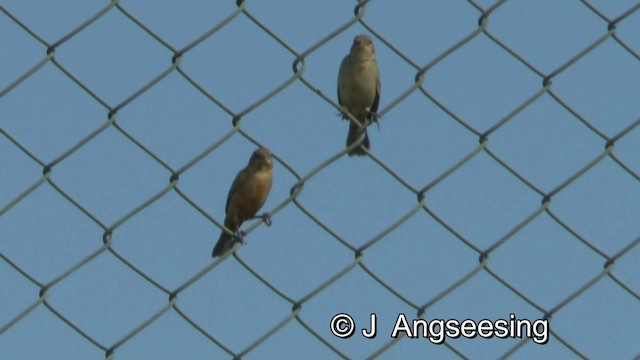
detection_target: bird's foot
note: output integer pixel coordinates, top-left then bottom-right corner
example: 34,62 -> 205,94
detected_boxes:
233,230 -> 247,245
257,212 -> 272,226
367,111 -> 381,131
338,106 -> 351,120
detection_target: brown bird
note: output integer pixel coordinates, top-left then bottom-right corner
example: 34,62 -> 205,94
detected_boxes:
338,34 -> 381,156
212,147 -> 274,258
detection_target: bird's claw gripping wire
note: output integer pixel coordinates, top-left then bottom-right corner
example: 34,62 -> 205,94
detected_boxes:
250,212 -> 272,227
233,230 -> 247,245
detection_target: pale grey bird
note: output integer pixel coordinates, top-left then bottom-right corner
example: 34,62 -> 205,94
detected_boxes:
338,34 -> 381,156
212,147 -> 273,258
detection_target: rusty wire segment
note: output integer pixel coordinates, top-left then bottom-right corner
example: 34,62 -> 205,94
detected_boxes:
1,1 -> 639,359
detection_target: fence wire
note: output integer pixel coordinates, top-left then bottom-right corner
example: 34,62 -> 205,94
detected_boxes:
1,0 -> 639,359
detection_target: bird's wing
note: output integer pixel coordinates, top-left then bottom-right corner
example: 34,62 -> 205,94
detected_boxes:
225,168 -> 250,214
370,68 -> 381,114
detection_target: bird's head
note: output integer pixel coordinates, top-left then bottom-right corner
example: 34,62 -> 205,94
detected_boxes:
250,147 -> 273,169
350,34 -> 376,59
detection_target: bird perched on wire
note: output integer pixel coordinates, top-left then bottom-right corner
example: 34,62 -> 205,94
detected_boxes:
212,147 -> 274,258
338,34 -> 381,156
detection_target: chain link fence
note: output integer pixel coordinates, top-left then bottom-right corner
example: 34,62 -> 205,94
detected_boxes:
1,0 -> 639,359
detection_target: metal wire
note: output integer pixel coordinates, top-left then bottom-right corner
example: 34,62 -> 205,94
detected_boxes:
1,1 -> 639,359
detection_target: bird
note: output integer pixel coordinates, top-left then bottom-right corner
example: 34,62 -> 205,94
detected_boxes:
212,147 -> 274,258
338,34 -> 381,156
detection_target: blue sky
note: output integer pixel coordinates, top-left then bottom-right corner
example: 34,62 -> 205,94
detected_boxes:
1,1 -> 639,359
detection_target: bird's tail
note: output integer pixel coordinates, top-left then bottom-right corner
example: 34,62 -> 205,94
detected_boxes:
346,122 -> 370,156
212,231 -> 234,258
